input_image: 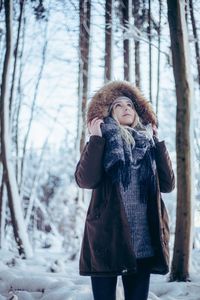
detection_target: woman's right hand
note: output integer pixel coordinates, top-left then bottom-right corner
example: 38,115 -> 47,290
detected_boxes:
88,117 -> 104,137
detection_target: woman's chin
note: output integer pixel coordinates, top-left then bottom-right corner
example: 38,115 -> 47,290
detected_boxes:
120,119 -> 134,126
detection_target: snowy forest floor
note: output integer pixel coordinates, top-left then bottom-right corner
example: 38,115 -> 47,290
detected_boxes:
0,249 -> 200,300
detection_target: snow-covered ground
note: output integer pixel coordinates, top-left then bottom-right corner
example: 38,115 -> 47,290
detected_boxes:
0,249 -> 200,300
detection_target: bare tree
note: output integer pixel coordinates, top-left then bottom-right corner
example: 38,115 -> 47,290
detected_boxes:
189,0 -> 200,88
147,0 -> 152,102
122,0 -> 130,81
0,0 -> 32,258
167,0 -> 193,281
12,11 -> 26,184
133,0 -> 141,87
9,0 -> 25,114
78,0 -> 91,153
0,174 -> 5,248
104,0 -> 113,82
156,0 -> 162,115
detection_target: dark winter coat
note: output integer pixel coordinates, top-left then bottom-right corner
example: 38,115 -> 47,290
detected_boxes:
75,81 -> 175,277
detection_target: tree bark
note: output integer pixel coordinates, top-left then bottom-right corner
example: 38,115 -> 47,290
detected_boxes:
189,0 -> 200,88
0,173 -> 5,248
148,0 -> 152,102
13,12 -> 26,185
104,0 -> 113,83
133,0 -> 141,88
79,0 -> 91,153
9,0 -> 25,115
167,0 -> 192,281
156,0 -> 162,115
122,0 -> 130,81
0,0 -> 32,258
185,0 -> 189,25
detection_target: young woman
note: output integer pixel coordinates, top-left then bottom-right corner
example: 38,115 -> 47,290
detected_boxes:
75,81 -> 175,300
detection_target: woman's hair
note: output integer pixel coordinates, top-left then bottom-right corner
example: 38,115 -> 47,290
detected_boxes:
111,109 -> 152,146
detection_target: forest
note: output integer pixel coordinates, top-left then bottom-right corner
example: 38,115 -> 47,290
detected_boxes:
0,0 -> 200,299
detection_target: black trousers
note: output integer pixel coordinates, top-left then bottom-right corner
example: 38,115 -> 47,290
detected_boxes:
91,258 -> 152,300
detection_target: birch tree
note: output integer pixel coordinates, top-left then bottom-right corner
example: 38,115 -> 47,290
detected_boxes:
167,0 -> 193,281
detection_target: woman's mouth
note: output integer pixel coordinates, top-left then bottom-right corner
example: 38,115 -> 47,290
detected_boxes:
123,113 -> 131,116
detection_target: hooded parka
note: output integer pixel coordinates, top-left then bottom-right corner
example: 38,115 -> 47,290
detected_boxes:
75,81 -> 175,277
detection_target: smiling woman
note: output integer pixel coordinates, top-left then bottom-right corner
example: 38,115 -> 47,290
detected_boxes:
75,80 -> 175,300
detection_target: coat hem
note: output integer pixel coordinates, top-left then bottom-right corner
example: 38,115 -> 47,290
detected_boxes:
79,269 -> 137,277
80,265 -> 169,276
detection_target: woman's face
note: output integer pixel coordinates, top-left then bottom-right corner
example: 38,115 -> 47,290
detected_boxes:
112,99 -> 136,126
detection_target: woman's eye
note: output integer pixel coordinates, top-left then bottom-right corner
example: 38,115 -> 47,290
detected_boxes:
127,103 -> 132,107
115,104 -> 121,108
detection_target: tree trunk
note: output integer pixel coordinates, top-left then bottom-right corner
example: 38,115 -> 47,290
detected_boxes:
133,0 -> 141,88
13,12 -> 26,185
0,0 -> 32,258
185,0 -> 189,24
189,0 -> 200,88
79,0 -> 91,153
122,0 -> 130,81
167,0 -> 193,281
156,0 -> 162,115
104,0 -> 113,83
0,173 -> 5,248
148,0 -> 152,102
9,0 -> 25,115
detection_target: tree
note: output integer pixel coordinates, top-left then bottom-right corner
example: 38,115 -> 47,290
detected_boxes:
147,0 -> 152,102
156,0 -> 162,115
0,0 -> 32,258
122,0 -> 130,81
189,0 -> 200,88
9,0 -> 25,114
104,0 -> 113,82
167,0 -> 193,281
78,0 -> 91,153
133,0 -> 141,87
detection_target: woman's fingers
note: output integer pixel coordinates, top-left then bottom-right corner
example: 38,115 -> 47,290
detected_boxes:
88,118 -> 103,128
90,117 -> 103,126
88,118 -> 104,136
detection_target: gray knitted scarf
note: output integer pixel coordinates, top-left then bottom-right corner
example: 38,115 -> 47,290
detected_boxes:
101,116 -> 156,190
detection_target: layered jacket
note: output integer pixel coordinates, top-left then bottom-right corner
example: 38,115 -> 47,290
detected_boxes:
75,81 -> 175,276
75,135 -> 175,276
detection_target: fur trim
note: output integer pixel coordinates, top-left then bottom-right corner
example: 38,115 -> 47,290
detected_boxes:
87,81 -> 157,126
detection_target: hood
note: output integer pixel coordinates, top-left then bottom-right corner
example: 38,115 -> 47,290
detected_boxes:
87,81 -> 157,126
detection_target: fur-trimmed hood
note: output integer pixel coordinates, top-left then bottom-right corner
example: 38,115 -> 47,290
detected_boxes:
87,81 -> 157,126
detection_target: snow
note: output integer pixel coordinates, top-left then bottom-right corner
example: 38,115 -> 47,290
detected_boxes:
0,249 -> 200,300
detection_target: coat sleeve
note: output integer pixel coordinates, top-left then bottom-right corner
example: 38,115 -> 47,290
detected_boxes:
74,135 -> 106,189
154,140 -> 175,193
